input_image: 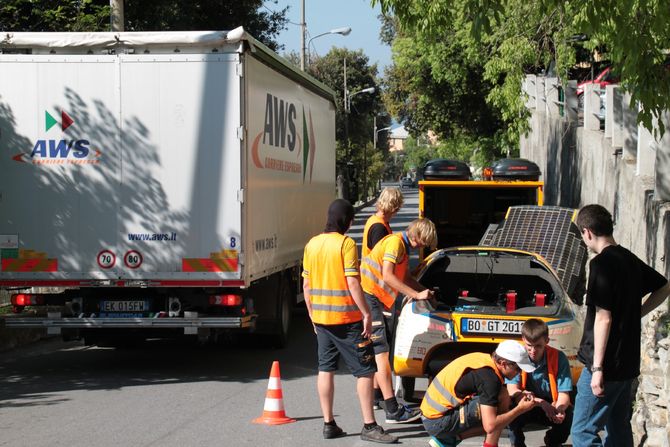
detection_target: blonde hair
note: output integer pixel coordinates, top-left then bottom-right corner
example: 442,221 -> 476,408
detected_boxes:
407,218 -> 437,250
376,187 -> 404,215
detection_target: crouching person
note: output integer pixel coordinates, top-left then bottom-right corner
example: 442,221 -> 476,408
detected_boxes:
506,319 -> 573,447
420,341 -> 538,447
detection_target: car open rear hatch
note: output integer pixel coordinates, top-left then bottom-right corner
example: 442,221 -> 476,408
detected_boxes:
417,206 -> 587,318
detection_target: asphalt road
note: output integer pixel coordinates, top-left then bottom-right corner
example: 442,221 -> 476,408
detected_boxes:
0,186 -> 567,446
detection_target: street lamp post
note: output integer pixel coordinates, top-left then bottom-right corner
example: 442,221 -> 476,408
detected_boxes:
305,27 -> 351,67
299,0 -> 351,71
342,61 -> 375,202
364,117 -> 392,200
345,87 -> 375,113
373,117 -> 392,150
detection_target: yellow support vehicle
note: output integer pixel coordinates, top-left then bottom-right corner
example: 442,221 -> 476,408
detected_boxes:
393,159 -> 586,400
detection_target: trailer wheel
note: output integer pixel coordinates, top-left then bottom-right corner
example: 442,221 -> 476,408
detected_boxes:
273,275 -> 293,348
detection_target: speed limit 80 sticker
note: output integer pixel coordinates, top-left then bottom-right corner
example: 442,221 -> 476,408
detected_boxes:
124,250 -> 143,269
97,250 -> 116,269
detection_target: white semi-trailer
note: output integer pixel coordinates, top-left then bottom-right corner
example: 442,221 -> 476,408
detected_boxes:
0,28 -> 336,347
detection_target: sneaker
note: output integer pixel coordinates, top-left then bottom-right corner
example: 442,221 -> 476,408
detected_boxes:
428,436 -> 461,447
323,423 -> 346,439
385,404 -> 422,424
360,425 -> 398,444
373,399 -> 384,410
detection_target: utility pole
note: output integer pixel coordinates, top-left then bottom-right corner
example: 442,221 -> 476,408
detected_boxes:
343,57 -> 350,201
110,0 -> 124,32
365,115 -> 374,202
300,0 -> 306,71
343,57 -> 349,150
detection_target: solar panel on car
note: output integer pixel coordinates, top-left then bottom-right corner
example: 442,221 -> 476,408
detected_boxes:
480,224 -> 499,246
479,206 -> 586,297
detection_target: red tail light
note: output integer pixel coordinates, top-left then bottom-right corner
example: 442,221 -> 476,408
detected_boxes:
12,294 -> 29,306
209,294 -> 243,306
505,291 -> 517,313
11,294 -> 43,306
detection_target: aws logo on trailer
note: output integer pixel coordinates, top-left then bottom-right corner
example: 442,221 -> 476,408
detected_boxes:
251,93 -> 317,183
12,110 -> 102,165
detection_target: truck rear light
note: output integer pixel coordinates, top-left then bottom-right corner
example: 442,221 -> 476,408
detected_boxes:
12,294 -> 29,306
11,294 -> 44,306
209,294 -> 243,306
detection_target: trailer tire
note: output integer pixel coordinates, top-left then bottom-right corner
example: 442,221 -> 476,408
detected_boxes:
273,274 -> 293,348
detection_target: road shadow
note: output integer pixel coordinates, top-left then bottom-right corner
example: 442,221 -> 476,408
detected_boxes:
0,310 -> 322,408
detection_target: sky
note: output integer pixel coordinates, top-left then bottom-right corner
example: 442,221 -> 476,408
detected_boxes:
266,0 -> 392,73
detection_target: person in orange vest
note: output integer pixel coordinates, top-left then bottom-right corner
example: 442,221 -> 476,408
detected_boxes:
360,218 -> 437,424
362,187 -> 404,258
421,340 -> 539,447
302,199 -> 398,444
505,318 -> 573,447
361,186 -> 404,409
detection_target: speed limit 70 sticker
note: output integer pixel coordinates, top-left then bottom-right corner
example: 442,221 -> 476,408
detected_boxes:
124,250 -> 143,269
97,250 -> 116,269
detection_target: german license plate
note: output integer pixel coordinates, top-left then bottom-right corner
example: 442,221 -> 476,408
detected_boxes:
101,300 -> 149,313
461,318 -> 524,336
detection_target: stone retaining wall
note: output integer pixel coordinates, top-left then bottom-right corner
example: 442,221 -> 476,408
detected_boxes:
520,83 -> 670,446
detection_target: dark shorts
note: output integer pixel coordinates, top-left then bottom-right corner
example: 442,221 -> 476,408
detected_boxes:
364,293 -> 392,354
315,321 -> 377,377
422,396 -> 483,441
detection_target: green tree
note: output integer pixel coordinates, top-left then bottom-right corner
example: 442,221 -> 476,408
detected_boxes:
124,0 -> 289,51
375,0 -> 670,135
383,30 -> 507,159
0,0 -> 110,31
0,0 -> 289,51
402,136 -> 435,173
299,48 -> 390,201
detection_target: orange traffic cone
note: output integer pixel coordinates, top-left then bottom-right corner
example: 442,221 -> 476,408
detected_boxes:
253,360 -> 296,425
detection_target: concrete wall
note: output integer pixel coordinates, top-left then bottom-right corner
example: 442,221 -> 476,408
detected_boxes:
520,81 -> 670,277
520,77 -> 670,446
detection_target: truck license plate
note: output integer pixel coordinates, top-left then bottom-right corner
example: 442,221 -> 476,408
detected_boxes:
101,300 -> 149,313
461,318 -> 524,336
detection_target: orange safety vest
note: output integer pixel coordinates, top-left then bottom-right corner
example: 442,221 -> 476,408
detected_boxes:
362,215 -> 392,258
360,233 -> 408,309
520,345 -> 560,404
421,352 -> 504,419
304,233 -> 362,325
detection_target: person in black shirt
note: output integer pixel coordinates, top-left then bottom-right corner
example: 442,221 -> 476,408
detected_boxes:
571,204 -> 670,446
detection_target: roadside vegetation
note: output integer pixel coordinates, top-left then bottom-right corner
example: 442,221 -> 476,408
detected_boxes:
374,0 -> 670,163
0,0 -> 289,51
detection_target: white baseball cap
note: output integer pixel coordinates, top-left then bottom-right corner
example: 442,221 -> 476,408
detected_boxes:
495,340 -> 537,373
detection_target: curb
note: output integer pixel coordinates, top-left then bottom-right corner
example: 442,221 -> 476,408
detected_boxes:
0,307 -> 53,352
354,194 -> 379,213
0,323 -> 48,352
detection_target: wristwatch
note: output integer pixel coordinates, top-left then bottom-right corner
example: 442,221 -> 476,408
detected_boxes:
591,366 -> 603,372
